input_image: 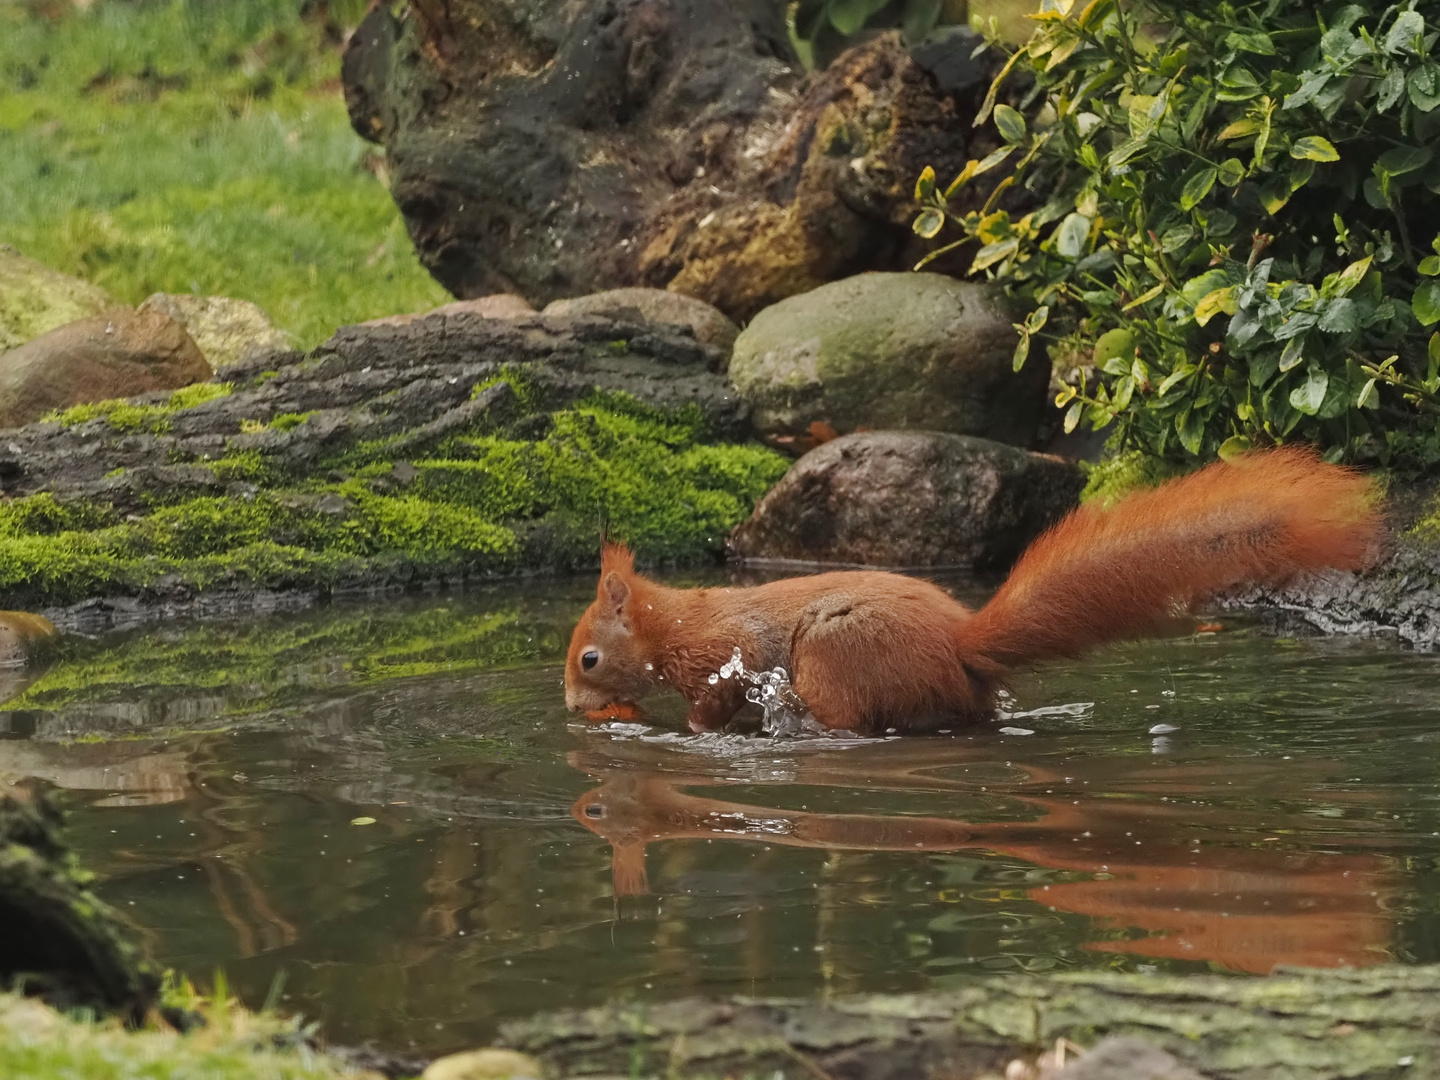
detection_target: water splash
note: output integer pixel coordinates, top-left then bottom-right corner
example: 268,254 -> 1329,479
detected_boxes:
715,647 -> 825,737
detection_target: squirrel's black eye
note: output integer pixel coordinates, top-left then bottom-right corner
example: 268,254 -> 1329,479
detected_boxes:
582,649 -> 600,671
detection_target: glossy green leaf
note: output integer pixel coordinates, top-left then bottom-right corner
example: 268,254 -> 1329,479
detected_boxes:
1093,327 -> 1136,371
1054,212 -> 1092,258
1289,367 -> 1329,414
1217,435 -> 1252,460
994,104 -> 1027,144
1179,164 -> 1218,209
1384,10 -> 1425,56
1414,280 -> 1440,326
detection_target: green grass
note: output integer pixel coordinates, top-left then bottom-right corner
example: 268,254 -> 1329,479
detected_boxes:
0,0 -> 449,349
0,988 -> 382,1080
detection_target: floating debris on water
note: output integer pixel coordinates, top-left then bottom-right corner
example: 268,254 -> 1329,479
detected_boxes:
1149,723 -> 1181,735
998,726 -> 1035,736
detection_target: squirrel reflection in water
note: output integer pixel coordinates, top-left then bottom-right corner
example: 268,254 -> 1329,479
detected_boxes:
569,742 -> 1396,974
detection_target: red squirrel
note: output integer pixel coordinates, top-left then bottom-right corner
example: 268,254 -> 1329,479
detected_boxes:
564,447 -> 1381,734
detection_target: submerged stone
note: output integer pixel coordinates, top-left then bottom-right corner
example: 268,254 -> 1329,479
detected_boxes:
422,1048 -> 543,1080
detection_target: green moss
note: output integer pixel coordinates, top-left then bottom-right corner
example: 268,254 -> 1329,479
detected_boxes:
0,1 -> 449,349
0,383 -> 785,606
43,383 -> 232,433
269,410 -> 317,431
166,382 -> 233,410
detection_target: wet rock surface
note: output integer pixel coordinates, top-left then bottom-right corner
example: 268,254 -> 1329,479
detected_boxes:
729,273 -> 1048,448
0,245 -> 121,354
729,430 -> 1083,570
342,3 -> 1001,320
0,308 -> 212,428
138,293 -> 292,373
501,965 -> 1440,1080
1053,1037 -> 1211,1080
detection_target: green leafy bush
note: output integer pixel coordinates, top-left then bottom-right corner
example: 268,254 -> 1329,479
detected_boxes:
915,0 -> 1440,468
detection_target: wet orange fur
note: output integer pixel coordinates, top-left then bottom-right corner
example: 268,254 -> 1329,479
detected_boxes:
564,447 -> 1381,733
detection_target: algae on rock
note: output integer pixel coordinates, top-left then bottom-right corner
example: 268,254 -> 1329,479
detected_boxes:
0,312 -> 784,622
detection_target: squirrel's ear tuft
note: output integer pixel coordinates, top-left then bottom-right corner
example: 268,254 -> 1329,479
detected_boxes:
601,541 -> 635,577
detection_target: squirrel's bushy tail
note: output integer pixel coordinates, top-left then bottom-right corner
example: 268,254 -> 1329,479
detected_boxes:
956,447 -> 1381,674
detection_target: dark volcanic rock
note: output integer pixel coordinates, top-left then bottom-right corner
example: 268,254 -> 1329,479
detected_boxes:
728,430 -> 1083,570
0,309 -> 211,428
342,3 -> 1005,320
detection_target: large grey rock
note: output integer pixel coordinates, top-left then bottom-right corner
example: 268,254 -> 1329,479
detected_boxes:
138,293 -> 291,372
0,309 -> 213,428
728,430 -> 1082,570
0,246 -> 122,353
729,273 -> 1048,449
544,289 -> 740,355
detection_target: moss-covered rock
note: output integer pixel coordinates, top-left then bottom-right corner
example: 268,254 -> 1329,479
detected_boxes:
0,311 -> 785,623
0,246 -> 122,354
0,785 -> 156,1019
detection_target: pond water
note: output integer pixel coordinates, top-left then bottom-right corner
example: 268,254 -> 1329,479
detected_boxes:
4,572 -> 1440,1054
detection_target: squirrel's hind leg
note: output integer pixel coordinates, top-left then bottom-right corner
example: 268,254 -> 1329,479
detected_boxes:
789,595 -> 982,733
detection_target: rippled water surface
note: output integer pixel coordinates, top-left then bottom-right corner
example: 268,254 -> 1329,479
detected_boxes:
6,574 -> 1440,1053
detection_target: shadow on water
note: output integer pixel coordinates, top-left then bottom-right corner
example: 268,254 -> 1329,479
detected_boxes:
0,573 -> 1437,1052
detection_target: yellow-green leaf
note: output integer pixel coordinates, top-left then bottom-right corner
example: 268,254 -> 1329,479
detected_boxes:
1290,136 -> 1340,162
1218,118 -> 1261,140
913,208 -> 945,238
995,104 -> 1027,144
351,816 -> 377,826
1217,435 -> 1253,460
1321,255 -> 1373,299
971,237 -> 1020,272
1157,363 -> 1197,396
1194,285 -> 1237,327
1122,283 -> 1165,310
1179,164 -> 1218,209
914,165 -> 936,201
